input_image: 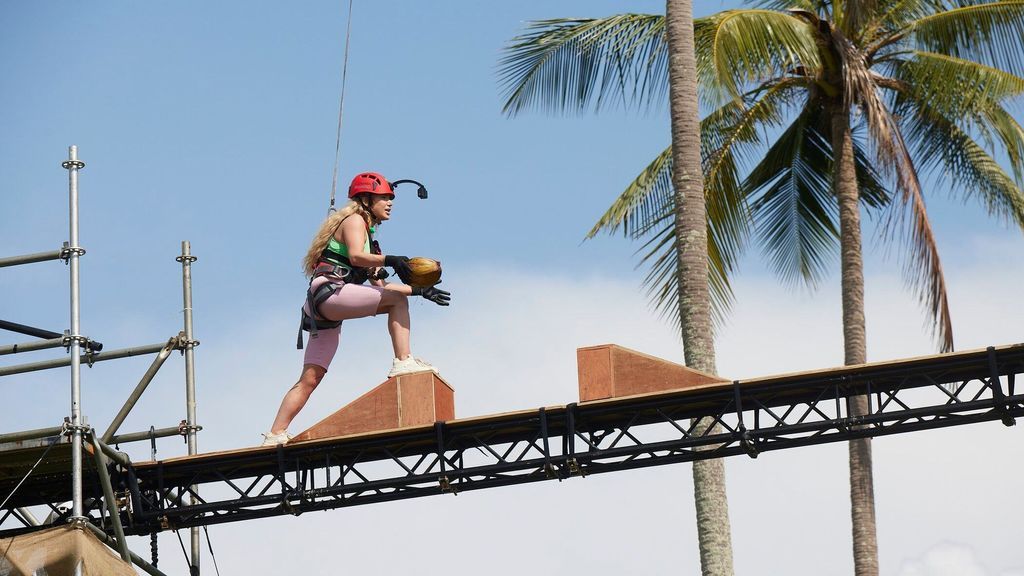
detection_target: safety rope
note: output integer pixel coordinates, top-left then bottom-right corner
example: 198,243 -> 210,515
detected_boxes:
174,529 -> 198,576
0,433 -> 60,511
203,525 -> 222,576
328,0 -> 356,214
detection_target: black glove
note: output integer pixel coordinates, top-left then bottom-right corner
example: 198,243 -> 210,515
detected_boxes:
383,255 -> 412,283
412,285 -> 451,306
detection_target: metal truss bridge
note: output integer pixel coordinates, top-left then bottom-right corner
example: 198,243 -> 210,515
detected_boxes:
2,343 -> 1021,541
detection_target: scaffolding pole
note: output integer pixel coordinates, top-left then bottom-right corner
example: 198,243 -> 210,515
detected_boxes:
178,241 -> 201,575
0,337 -> 66,356
0,426 -> 64,444
0,318 -> 102,354
101,335 -> 183,443
0,249 -> 64,268
63,145 -> 86,523
0,342 -> 169,377
89,432 -> 130,562
108,425 -> 183,446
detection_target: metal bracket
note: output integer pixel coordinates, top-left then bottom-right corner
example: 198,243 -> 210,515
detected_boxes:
566,457 -> 584,477
438,475 -> 457,494
538,408 -> 557,479
61,159 -> 85,170
62,419 -> 89,436
435,422 -> 458,494
68,516 -> 89,529
175,255 -> 198,264
177,421 -> 202,438
177,339 -> 200,355
62,333 -> 90,348
58,242 -> 86,263
733,381 -> 759,458
987,347 -> 1017,427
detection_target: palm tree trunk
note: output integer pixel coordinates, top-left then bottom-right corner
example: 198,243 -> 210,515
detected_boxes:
665,1 -> 734,575
830,103 -> 879,576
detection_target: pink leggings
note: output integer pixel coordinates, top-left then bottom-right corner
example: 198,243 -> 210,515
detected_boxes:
302,277 -> 385,370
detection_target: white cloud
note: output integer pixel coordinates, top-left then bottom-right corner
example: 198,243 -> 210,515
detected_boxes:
896,542 -> 1024,576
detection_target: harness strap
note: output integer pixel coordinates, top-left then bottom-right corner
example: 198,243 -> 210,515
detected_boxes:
297,218 -> 382,349
296,274 -> 345,350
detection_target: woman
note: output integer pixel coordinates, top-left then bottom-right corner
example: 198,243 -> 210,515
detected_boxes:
262,171 -> 451,446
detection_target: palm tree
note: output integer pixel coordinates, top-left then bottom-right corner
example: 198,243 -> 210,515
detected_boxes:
502,3 -> 741,573
664,2 -> 736,574
499,2 -> 1024,575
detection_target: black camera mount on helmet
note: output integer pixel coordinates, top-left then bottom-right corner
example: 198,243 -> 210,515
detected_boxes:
390,179 -> 429,199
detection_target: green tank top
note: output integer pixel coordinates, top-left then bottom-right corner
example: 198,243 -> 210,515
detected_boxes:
324,223 -> 375,265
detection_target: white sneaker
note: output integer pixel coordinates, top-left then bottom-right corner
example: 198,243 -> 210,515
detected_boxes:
414,357 -> 440,375
261,430 -> 293,446
388,356 -> 435,378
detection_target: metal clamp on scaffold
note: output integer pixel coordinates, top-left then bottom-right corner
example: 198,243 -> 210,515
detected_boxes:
62,417 -> 89,437
59,242 -> 87,263
61,333 -> 89,348
177,420 -> 203,442
177,339 -> 199,356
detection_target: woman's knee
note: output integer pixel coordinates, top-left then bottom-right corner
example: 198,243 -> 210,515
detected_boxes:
379,290 -> 409,310
299,365 -> 327,388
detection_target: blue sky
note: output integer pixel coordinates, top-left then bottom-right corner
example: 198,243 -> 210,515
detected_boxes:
2,2 -> 1023,575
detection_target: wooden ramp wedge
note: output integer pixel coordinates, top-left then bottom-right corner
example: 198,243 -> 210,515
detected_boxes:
577,344 -> 727,402
293,371 -> 454,442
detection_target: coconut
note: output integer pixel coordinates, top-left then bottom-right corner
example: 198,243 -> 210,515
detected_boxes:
405,257 -> 442,287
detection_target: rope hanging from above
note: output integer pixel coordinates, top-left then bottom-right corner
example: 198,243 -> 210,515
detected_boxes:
328,0 -> 355,215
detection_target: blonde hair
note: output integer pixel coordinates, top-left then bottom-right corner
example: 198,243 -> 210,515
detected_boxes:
302,199 -> 375,276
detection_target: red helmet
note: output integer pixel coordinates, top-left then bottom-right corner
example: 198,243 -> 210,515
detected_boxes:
348,172 -> 393,198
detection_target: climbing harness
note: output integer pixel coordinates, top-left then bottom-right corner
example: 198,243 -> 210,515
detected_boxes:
296,218 -> 383,350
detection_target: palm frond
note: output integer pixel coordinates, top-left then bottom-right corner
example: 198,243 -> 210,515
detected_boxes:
897,88 -> 1024,227
634,215 -> 736,334
744,99 -> 889,286
747,107 -> 839,285
853,137 -> 893,210
979,104 -> 1024,185
586,145 -> 742,331
908,1 -> 1024,76
587,146 -> 674,239
499,15 -> 667,116
834,0 -> 882,40
588,77 -> 811,329
694,10 -> 822,103
754,0 -> 821,12
895,51 -> 1024,120
872,109 -> 956,352
701,78 -> 809,261
861,0 -> 935,46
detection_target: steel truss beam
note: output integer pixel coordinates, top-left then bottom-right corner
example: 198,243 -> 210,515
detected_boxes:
2,345 -> 1021,539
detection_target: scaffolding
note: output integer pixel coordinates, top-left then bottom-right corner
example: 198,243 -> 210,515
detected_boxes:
0,146 -> 201,575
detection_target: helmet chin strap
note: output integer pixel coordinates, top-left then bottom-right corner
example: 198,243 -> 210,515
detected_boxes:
390,179 -> 429,199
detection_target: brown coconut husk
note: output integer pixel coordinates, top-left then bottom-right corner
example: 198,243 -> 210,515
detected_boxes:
406,257 -> 442,287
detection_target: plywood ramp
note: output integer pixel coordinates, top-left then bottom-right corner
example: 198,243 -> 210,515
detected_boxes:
577,344 -> 726,402
293,372 -> 455,442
